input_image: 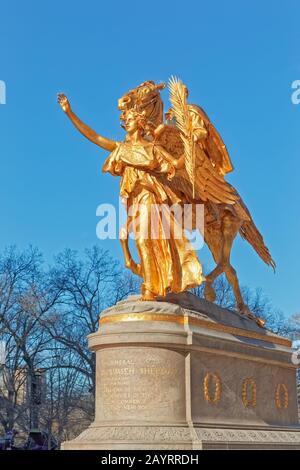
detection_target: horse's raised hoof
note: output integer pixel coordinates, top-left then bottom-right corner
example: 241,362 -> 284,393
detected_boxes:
204,283 -> 216,302
255,317 -> 266,328
237,303 -> 265,328
238,303 -> 254,318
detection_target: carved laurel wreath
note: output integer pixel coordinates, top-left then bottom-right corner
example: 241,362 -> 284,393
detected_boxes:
275,383 -> 289,409
242,378 -> 257,407
203,372 -> 222,404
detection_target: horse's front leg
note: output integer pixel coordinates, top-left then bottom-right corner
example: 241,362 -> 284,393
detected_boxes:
204,213 -> 239,304
203,222 -> 223,302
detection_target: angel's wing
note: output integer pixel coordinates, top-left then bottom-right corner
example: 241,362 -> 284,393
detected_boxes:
154,123 -> 238,204
163,77 -> 238,204
189,104 -> 234,176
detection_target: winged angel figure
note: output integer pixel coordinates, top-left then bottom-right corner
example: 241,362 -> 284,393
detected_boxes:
58,78 -> 275,323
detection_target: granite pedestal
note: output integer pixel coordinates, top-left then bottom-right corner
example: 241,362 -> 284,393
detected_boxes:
62,293 -> 300,449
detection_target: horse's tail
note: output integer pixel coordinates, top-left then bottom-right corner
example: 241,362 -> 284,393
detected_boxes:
239,216 -> 276,271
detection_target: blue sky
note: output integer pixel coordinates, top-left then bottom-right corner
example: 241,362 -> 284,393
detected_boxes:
0,0 -> 299,316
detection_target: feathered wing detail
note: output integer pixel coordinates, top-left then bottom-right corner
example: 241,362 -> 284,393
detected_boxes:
154,124 -> 237,204
155,129 -> 238,204
193,154 -> 238,204
189,104 -> 234,176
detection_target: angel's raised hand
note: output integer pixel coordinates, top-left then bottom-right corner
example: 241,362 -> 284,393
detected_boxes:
57,93 -> 70,113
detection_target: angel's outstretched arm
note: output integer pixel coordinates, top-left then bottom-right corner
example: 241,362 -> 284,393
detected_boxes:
57,93 -> 117,152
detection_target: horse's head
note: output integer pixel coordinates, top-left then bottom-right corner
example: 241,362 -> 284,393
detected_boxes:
118,80 -> 165,134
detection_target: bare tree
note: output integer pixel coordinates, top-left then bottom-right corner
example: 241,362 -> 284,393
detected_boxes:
0,245 -> 139,440
43,246 -> 139,401
38,342 -> 92,447
1,244 -> 298,442
0,246 -> 58,433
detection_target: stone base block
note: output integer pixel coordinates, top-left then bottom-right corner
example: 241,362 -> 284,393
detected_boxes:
62,293 -> 300,450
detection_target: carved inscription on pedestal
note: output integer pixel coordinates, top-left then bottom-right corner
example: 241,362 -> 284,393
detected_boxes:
96,348 -> 185,421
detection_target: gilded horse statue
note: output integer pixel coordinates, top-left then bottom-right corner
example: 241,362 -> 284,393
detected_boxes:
58,78 -> 275,324
116,79 -> 275,316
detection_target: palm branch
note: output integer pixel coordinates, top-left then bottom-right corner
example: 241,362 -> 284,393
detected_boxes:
168,76 -> 195,197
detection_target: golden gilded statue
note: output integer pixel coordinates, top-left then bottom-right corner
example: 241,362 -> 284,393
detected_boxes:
58,78 -> 275,321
